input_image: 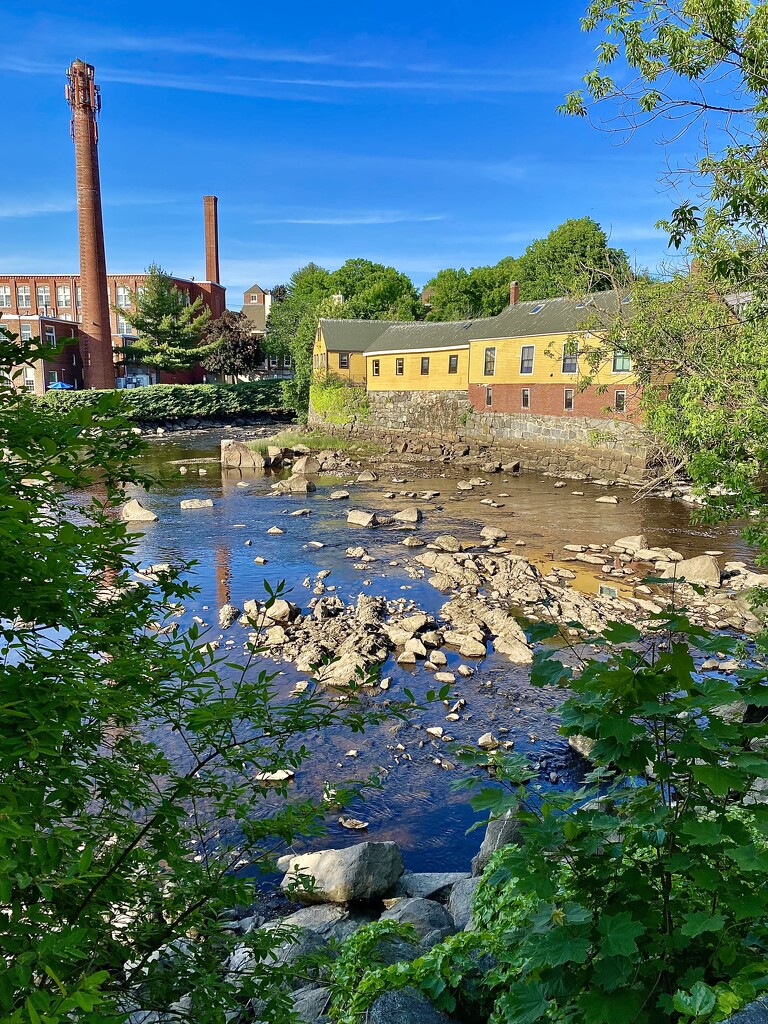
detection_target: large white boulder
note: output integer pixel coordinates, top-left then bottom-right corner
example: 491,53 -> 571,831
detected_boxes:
120,498 -> 158,523
278,841 -> 404,903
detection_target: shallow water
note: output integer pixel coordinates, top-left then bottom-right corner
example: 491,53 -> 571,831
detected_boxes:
123,428 -> 755,872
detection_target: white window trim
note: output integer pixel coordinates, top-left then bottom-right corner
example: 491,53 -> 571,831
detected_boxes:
615,389 -> 627,413
371,359 -> 380,376
395,358 -> 404,376
561,340 -> 579,374
521,387 -> 530,409
483,346 -> 496,376
0,286 -> 11,309
564,388 -> 575,411
485,385 -> 493,407
612,350 -> 632,374
520,345 -> 535,375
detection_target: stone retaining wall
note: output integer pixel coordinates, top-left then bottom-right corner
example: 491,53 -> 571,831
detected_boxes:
309,389 -> 649,481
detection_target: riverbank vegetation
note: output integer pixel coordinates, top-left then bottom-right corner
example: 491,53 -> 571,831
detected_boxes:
37,379 -> 289,422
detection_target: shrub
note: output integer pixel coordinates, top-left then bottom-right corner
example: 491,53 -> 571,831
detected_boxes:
35,380 -> 288,422
329,611 -> 768,1023
309,373 -> 369,426
0,330 -> 404,1021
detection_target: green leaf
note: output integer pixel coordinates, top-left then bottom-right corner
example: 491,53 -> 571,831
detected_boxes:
602,621 -> 643,644
691,764 -> 745,796
597,912 -> 645,957
673,981 -> 716,1018
681,911 -> 725,937
499,981 -> 550,1024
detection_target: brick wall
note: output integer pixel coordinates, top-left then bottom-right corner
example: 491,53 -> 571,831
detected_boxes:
469,382 -> 640,420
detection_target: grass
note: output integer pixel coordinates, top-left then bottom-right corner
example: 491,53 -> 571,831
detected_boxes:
249,429 -> 383,456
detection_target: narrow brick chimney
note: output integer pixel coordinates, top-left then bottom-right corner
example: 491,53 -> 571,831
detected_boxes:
510,280 -> 520,306
66,59 -> 115,390
203,195 -> 220,284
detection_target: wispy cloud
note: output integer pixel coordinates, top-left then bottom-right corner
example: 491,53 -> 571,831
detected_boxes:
251,211 -> 447,226
1,54 -> 564,103
0,199 -> 76,219
0,193 -> 175,220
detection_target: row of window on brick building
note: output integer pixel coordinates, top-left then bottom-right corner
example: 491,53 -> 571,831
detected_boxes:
0,283 -> 135,310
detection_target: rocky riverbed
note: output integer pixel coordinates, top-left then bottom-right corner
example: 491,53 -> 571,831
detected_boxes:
118,427 -> 762,870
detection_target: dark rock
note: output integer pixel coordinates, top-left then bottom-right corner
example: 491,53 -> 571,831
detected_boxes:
368,987 -> 458,1024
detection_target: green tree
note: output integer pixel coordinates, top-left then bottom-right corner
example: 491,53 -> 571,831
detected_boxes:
328,259 -> 420,320
514,217 -> 630,299
201,309 -> 262,377
120,264 -> 216,373
0,325 -> 394,1022
561,1 -> 768,289
265,260 -> 420,418
425,222 -> 629,321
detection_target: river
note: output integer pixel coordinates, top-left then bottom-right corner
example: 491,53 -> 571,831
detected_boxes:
122,427 -> 754,873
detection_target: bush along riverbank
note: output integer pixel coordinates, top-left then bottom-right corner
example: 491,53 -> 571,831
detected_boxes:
36,380 -> 294,433
133,609 -> 768,1024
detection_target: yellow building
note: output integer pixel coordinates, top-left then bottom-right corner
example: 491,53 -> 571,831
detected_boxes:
313,319 -> 391,383
364,319 -> 478,391
312,293 -> 639,423
466,294 -> 638,419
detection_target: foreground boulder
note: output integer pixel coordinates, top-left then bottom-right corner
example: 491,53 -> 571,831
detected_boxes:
120,498 -> 158,523
273,476 -> 317,494
221,439 -> 268,470
292,455 -> 321,476
380,897 -> 456,942
664,553 -> 721,588
278,841 -> 404,903
368,988 -> 458,1024
471,807 -> 523,876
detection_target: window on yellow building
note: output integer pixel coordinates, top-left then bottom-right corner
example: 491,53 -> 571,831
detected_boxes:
612,350 -> 632,372
372,359 -> 380,376
562,340 -> 578,373
339,353 -> 350,369
448,354 -> 458,374
396,358 -> 404,375
485,386 -> 492,407
421,357 -> 430,375
483,347 -> 496,376
522,387 -> 530,409
615,390 -> 627,413
564,388 -> 575,411
520,346 -> 534,374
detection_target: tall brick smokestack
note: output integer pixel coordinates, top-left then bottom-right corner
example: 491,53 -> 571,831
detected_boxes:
66,60 -> 114,390
203,195 -> 220,284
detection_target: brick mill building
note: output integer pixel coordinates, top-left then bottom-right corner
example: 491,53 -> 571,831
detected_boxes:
1,60 -> 226,394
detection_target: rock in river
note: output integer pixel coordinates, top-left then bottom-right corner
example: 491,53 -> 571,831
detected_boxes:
278,841 -> 404,903
180,498 -> 213,509
120,498 -> 158,523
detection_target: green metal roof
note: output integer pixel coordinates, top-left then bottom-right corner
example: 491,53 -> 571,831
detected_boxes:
319,292 -> 629,356
319,318 -> 393,352
470,292 -> 628,341
366,318 -> 480,354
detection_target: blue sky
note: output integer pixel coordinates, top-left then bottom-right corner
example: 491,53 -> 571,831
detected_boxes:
1,0 -> 693,305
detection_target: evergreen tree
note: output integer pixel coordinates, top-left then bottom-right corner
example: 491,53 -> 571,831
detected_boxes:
119,264 -> 216,373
